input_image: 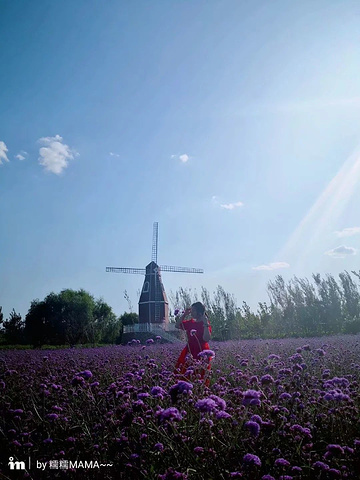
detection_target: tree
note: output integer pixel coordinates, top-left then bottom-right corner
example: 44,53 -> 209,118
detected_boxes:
2,309 -> 24,344
24,289 -> 118,346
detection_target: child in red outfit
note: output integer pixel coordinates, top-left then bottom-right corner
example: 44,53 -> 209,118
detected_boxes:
174,302 -> 212,386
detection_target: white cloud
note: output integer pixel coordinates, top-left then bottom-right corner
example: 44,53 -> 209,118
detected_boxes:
0,141 -> 9,164
38,135 -> 77,175
220,201 -> 244,210
325,245 -> 357,258
252,262 -> 290,271
334,227 -> 360,238
109,152 -> 120,157
179,154 -> 189,163
15,150 -> 28,161
172,153 -> 190,163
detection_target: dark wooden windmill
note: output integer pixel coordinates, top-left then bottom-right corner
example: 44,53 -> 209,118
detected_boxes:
106,222 -> 203,326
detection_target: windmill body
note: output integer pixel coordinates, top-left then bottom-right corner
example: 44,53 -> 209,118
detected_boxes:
106,223 -> 203,326
138,261 -> 169,325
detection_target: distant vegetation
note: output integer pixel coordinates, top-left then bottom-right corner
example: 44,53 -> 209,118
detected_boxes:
0,289 -> 138,347
169,269 -> 360,340
1,270 -> 360,346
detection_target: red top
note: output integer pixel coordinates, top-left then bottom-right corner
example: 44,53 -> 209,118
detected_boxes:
180,319 -> 212,359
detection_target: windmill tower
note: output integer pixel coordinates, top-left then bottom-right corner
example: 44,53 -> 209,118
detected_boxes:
106,222 -> 203,326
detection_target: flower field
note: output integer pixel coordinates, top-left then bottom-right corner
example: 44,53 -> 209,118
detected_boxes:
1,335 -> 360,479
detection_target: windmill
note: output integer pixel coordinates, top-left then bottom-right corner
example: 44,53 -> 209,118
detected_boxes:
106,222 -> 203,327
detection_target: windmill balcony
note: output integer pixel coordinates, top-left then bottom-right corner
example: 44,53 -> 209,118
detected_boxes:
123,323 -> 177,334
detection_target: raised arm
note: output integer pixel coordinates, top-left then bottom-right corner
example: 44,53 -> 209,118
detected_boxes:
175,307 -> 191,329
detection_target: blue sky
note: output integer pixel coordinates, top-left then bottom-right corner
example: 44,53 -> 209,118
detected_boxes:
1,0 -> 360,319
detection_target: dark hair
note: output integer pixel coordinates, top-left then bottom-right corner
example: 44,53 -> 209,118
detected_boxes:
191,302 -> 205,316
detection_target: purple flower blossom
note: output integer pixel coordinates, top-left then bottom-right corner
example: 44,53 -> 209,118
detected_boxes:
279,392 -> 292,401
158,467 -> 188,479
195,398 -> 218,413
312,461 -> 329,470
71,375 -> 85,386
261,374 -> 274,385
216,411 -> 232,419
242,389 -> 261,406
151,386 -> 166,397
243,453 -> 261,467
169,381 -> 193,402
77,370 -> 93,379
245,420 -> 261,436
261,476 -> 275,480
209,394 -> 226,410
198,349 -> 215,359
275,458 -> 290,467
194,446 -> 204,454
250,414 -> 263,423
157,407 -> 182,422
46,413 -> 59,421
326,444 -> 344,455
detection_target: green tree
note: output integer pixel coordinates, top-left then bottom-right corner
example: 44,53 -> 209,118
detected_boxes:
24,289 -> 117,346
2,309 -> 24,344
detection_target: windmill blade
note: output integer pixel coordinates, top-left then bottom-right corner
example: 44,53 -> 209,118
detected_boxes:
106,267 -> 145,274
152,222 -> 158,264
159,265 -> 204,273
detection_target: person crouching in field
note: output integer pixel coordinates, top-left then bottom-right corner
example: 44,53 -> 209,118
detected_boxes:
174,302 -> 212,386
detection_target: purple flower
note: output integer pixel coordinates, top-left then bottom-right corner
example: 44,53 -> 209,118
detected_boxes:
245,421 -> 261,436
194,447 -> 204,454
71,375 -> 85,386
169,381 -> 193,402
209,395 -> 226,410
216,411 -> 232,419
261,374 -> 274,385
77,370 -> 93,379
250,414 -> 263,424
195,398 -> 218,413
46,413 -> 59,421
312,461 -> 329,470
13,409 -> 24,415
243,453 -> 261,467
198,349 -> 215,359
151,386 -> 166,397
326,444 -> 344,455
261,476 -> 275,480
146,338 -> 154,344
275,458 -> 290,467
158,467 -> 188,479
328,469 -> 341,477
43,438 -> 53,444
157,407 -> 182,422
242,390 -> 261,406
279,393 -> 292,401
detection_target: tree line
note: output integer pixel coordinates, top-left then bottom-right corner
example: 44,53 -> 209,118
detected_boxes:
1,270 -> 360,346
0,289 -> 138,347
169,269 -> 360,340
